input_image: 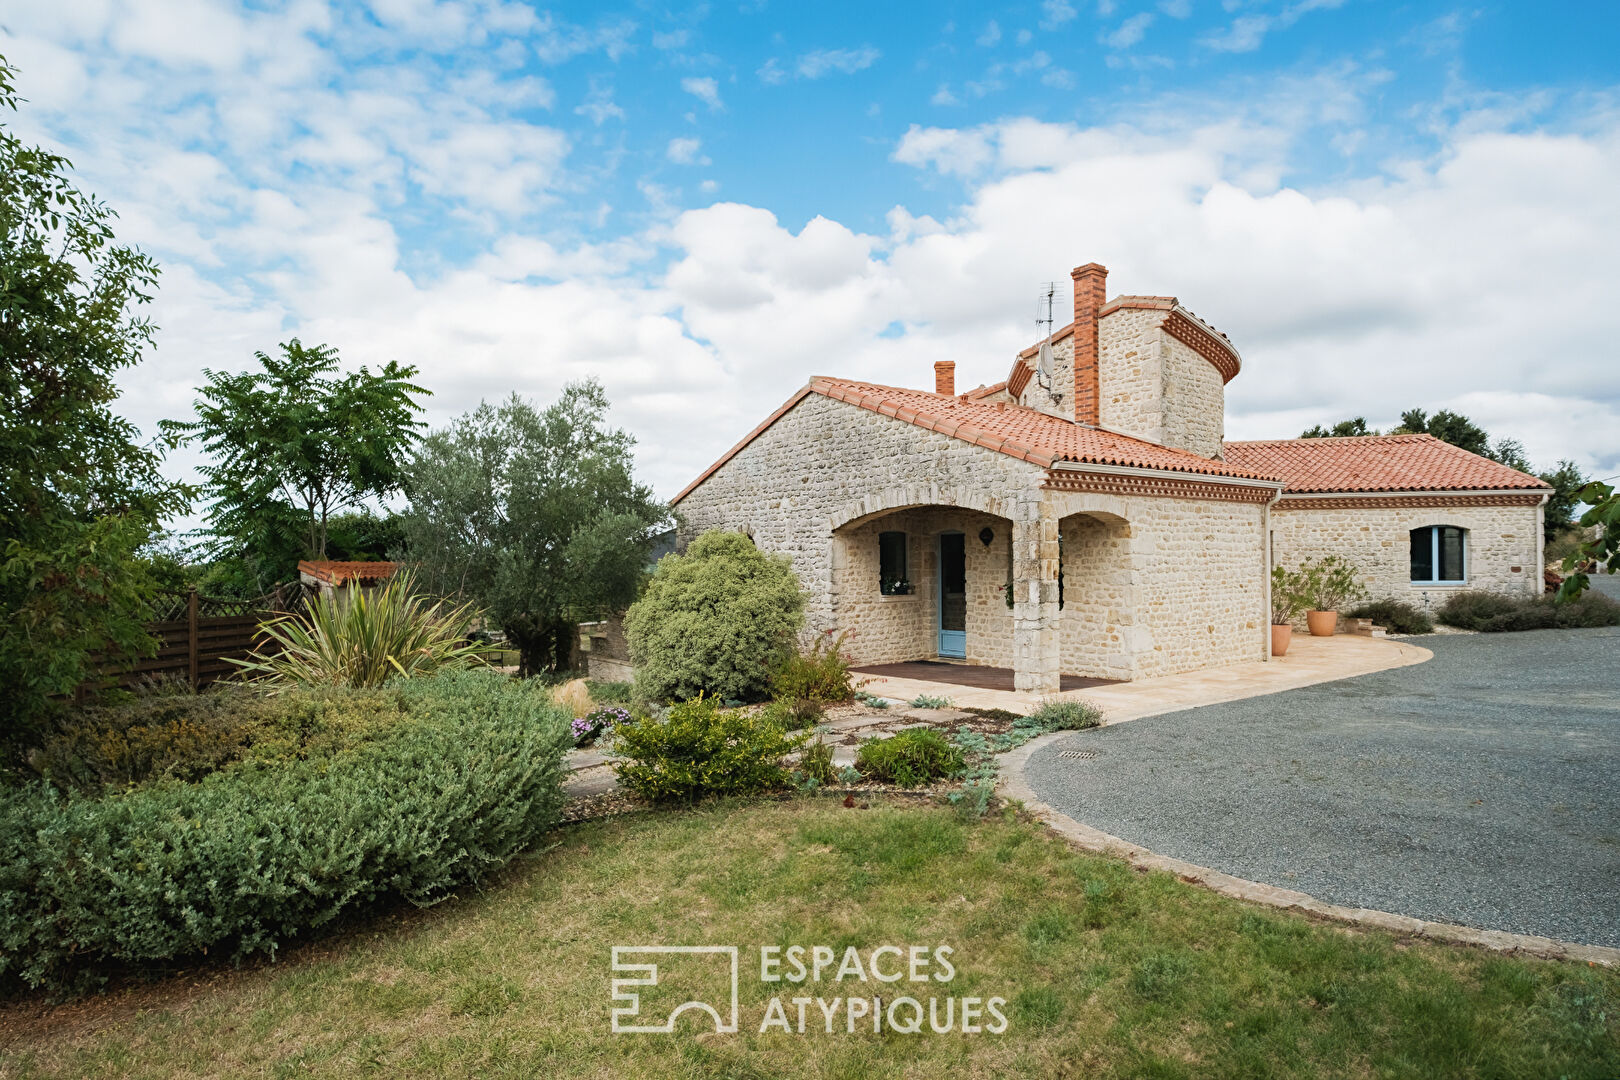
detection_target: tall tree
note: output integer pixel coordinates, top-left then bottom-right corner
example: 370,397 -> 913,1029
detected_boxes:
0,57 -> 189,743
1300,417 -> 1377,438
401,382 -> 673,675
162,340 -> 427,588
1306,407 -> 1588,544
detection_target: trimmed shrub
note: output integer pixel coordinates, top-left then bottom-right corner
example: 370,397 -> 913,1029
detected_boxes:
1346,599 -> 1434,635
1439,590 -> 1620,632
771,633 -> 855,704
855,729 -> 964,787
611,693 -> 809,802
908,694 -> 953,709
625,531 -> 806,703
1025,699 -> 1103,731
0,669 -> 571,991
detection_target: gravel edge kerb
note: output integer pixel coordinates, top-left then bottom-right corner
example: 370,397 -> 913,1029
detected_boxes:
999,730 -> 1620,968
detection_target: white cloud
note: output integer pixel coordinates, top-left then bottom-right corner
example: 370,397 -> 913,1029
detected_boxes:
756,57 -> 786,85
574,77 -> 625,124
796,46 -> 881,79
1160,0 -> 1193,17
652,29 -> 690,50
666,136 -> 708,165
1041,0 -> 1078,29
931,84 -> 960,106
680,75 -> 723,110
891,124 -> 996,177
977,20 -> 1002,47
1106,13 -> 1155,49
1203,0 -> 1347,53
533,11 -> 637,64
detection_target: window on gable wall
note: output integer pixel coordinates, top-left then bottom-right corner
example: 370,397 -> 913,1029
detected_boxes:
1410,525 -> 1466,584
879,531 -> 911,594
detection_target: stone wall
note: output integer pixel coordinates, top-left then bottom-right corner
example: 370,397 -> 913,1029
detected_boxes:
1160,334 -> 1225,459
1097,307 -> 1225,459
1098,308 -> 1164,445
1269,502 -> 1544,615
674,392 -> 1048,661
1059,513 -> 1135,680
1014,335 -> 1073,419
1051,491 -> 1268,679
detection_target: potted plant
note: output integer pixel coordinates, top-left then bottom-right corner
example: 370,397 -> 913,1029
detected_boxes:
1269,564 -> 1307,656
1300,555 -> 1366,637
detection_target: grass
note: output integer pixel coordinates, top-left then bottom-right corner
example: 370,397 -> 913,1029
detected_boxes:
1,798 -> 1616,1078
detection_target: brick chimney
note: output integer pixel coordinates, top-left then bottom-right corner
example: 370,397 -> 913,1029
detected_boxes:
1070,262 -> 1107,426
934,360 -> 955,396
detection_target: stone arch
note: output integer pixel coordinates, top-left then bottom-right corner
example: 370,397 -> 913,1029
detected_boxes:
828,485 -> 1019,534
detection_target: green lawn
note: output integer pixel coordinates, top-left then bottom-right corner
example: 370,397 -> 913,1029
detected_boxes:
2,798 -> 1616,1078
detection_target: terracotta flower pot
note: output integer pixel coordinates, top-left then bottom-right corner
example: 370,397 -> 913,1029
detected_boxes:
1270,623 -> 1293,656
1305,610 -> 1338,637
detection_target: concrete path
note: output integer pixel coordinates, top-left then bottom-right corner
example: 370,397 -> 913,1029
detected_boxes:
855,632 -> 1432,716
1012,627 -> 1620,954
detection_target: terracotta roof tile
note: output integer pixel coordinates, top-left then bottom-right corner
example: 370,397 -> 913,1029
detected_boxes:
298,560 -> 400,586
1221,435 -> 1550,494
808,378 -> 1279,480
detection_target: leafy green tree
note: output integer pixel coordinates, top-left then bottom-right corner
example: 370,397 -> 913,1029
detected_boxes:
1557,481 -> 1618,602
162,340 -> 427,591
401,382 -> 672,675
0,57 -> 189,745
1537,459 -> 1589,541
1300,417 -> 1377,438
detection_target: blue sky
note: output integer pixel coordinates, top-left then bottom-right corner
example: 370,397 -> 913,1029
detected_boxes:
4,0 -> 1619,508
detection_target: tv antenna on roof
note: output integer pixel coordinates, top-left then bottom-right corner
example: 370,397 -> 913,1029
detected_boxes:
1034,282 -> 1061,401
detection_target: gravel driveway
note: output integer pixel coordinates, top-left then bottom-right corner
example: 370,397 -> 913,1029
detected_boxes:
1024,627 -> 1620,947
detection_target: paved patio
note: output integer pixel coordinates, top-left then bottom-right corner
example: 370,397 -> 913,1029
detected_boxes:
853,631 -> 1433,716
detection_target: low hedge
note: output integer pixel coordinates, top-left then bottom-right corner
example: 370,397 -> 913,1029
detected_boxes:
0,670 -> 571,991
1437,590 -> 1620,633
1346,598 -> 1434,635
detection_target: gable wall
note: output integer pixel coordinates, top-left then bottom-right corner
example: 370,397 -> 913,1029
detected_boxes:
674,392 -> 1047,652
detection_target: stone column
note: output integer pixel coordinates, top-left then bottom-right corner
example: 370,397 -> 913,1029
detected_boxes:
1011,496 -> 1062,694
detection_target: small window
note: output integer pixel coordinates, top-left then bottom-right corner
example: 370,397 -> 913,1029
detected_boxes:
1410,526 -> 1466,584
879,531 -> 912,595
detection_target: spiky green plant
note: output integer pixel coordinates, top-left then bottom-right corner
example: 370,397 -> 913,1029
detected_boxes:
230,571 -> 497,690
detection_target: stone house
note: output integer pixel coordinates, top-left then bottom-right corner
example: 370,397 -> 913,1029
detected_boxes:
669,261 -> 1550,693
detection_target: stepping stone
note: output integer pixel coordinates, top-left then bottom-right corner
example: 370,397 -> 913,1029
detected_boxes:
565,748 -> 611,772
897,708 -> 972,724
564,766 -> 617,798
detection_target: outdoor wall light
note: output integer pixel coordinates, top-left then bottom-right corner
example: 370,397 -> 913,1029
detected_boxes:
979,527 -> 994,547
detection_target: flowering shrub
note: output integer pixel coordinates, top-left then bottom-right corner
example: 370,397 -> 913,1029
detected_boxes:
572,705 -> 629,746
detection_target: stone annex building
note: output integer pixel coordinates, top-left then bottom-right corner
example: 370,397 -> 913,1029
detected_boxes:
669,262 -> 1552,693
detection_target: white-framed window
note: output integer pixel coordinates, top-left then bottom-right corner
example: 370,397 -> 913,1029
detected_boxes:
1410,525 -> 1466,584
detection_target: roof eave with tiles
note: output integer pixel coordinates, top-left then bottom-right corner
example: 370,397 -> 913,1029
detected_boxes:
1220,434 -> 1553,494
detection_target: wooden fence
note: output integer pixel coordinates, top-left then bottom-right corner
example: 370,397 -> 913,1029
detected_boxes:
102,585 -> 315,692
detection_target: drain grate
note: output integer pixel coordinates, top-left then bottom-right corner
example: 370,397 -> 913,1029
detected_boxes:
1057,748 -> 1099,761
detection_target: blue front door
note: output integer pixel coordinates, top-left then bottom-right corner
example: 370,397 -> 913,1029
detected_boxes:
938,532 -> 966,659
